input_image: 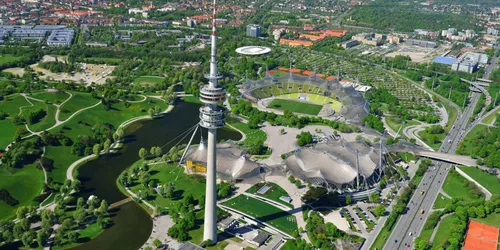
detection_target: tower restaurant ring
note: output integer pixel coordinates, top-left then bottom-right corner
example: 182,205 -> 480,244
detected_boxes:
235,46 -> 272,55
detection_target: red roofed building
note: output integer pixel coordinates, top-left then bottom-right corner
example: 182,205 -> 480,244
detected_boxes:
191,15 -> 210,22
464,220 -> 499,250
280,38 -> 313,47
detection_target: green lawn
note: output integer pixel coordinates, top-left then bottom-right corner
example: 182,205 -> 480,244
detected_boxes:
482,109 -> 499,124
442,170 -> 484,203
51,222 -> 104,250
419,227 -> 433,244
281,240 -> 298,250
370,225 -> 392,250
0,164 -> 45,221
59,91 -> 100,121
27,102 -> 57,132
246,182 -> 293,209
431,214 -> 456,250
227,121 -> 267,148
473,213 -> 500,228
458,125 -> 488,156
0,94 -> 30,117
134,76 -> 164,85
440,100 -> 458,133
54,97 -> 167,141
418,130 -> 446,151
44,146 -> 81,185
267,99 -> 322,115
221,195 -> 297,235
180,96 -> 203,104
0,119 -> 18,149
0,54 -> 22,65
458,167 -> 500,196
126,162 -> 206,208
433,193 -> 452,209
385,116 -> 420,135
30,91 -> 70,104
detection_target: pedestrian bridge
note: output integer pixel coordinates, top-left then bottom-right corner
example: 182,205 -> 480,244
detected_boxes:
414,151 -> 478,166
387,143 -> 478,166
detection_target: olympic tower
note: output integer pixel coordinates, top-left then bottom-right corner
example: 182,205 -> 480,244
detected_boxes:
199,0 -> 225,244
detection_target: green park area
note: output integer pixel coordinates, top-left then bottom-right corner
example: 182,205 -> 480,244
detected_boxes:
246,182 -> 293,209
0,91 -> 169,221
385,116 -> 419,135
0,163 -> 45,221
0,54 -> 21,66
431,214 -> 457,250
442,168 -> 484,203
473,213 -> 500,228
433,193 -> 452,209
134,76 -> 165,85
440,100 -> 458,133
221,195 -> 297,235
120,161 -> 206,208
418,130 -> 446,151
267,98 -> 322,115
59,91 -> 100,121
31,91 -> 71,104
227,121 -> 268,155
458,167 -> 500,196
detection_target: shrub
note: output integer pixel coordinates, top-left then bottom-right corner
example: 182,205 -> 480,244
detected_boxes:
0,189 -> 19,206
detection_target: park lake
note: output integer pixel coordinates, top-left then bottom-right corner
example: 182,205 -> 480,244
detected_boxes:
65,100 -> 241,250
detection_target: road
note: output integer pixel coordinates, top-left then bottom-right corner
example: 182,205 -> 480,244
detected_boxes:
383,91 -> 480,250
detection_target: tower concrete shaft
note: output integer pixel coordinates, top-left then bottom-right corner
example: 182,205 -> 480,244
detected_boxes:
200,0 -> 225,244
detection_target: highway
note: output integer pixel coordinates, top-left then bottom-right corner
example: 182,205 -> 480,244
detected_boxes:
382,91 -> 480,250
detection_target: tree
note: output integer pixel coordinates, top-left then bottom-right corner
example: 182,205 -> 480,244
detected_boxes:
153,239 -> 162,247
93,143 -> 102,156
139,147 -> 148,159
97,200 -> 109,214
374,204 -> 386,217
369,192 -> 380,203
295,180 -> 302,188
21,231 -> 35,247
345,195 -> 352,205
73,209 -> 87,225
77,197 -> 85,209
288,175 -> 296,183
37,230 -> 47,248
103,139 -> 112,154
67,231 -> 79,243
148,108 -> 155,118
2,230 -> 14,244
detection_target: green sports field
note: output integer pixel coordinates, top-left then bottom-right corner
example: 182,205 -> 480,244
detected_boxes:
222,195 -> 297,235
268,98 -> 323,115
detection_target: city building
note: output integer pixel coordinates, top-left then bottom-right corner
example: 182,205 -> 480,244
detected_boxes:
341,40 -> 360,49
246,24 -> 261,37
186,19 -> 197,28
487,27 -> 498,36
0,25 -> 74,45
352,33 -> 383,46
405,39 -> 437,48
451,52 -> 488,73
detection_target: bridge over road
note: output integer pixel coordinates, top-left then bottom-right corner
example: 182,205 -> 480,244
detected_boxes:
388,144 -> 478,167
414,151 -> 478,166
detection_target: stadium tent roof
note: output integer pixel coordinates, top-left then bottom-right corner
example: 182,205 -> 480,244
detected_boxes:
284,139 -> 382,190
185,142 -> 264,182
241,72 -> 370,122
433,56 -> 457,65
